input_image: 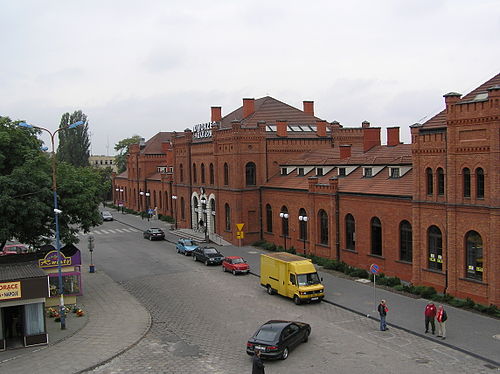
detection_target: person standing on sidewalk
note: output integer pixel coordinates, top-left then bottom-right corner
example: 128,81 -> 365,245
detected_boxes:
378,299 -> 389,331
252,349 -> 265,374
436,305 -> 447,339
424,302 -> 437,334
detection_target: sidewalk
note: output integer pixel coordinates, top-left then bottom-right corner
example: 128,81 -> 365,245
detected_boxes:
111,209 -> 500,368
0,261 -> 151,374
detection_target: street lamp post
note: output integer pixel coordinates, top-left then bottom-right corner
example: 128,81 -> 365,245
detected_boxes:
119,188 -> 124,213
299,215 -> 308,254
279,212 -> 289,251
115,188 -> 119,206
145,192 -> 151,221
18,120 -> 84,330
172,195 -> 178,229
200,197 -> 209,242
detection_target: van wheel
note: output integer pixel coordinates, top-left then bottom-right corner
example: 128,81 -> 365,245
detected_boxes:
205,260 -> 209,266
267,285 -> 273,295
281,347 -> 289,360
192,255 -> 197,262
303,329 -> 310,342
293,295 -> 301,305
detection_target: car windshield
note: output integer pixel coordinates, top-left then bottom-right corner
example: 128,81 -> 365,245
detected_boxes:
233,258 -> 245,264
183,240 -> 194,246
204,248 -> 218,254
255,328 -> 280,342
102,211 -> 111,216
297,272 -> 321,286
150,229 -> 163,233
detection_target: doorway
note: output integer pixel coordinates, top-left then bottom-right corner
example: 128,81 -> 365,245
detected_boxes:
2,305 -> 24,349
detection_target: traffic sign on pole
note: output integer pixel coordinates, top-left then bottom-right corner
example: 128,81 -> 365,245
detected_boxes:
370,263 -> 380,274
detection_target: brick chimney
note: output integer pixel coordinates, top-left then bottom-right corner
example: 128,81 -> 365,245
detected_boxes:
276,120 -> 288,137
340,144 -> 351,159
303,101 -> 314,116
363,127 -> 381,152
362,120 -> 370,128
316,120 -> 327,137
243,98 -> 255,118
387,127 -> 400,146
211,106 -> 222,122
443,92 -> 461,113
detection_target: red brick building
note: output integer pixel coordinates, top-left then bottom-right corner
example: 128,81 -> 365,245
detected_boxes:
113,74 -> 499,306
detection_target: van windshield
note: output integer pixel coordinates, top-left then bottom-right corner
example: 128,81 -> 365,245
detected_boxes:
297,272 -> 321,286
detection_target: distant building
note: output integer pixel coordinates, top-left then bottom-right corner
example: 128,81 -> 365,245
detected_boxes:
89,155 -> 117,172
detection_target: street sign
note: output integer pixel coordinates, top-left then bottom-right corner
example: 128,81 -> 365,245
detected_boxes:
236,231 -> 244,239
148,208 -> 154,215
369,263 -> 380,274
236,223 -> 245,232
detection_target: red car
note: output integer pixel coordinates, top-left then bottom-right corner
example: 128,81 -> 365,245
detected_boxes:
0,244 -> 29,256
222,256 -> 250,275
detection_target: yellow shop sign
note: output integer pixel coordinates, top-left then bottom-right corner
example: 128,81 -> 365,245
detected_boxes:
0,281 -> 22,300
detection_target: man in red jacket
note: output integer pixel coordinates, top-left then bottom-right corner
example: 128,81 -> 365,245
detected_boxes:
424,302 -> 437,334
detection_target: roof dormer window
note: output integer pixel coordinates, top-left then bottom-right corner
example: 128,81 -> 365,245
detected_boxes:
281,168 -> 288,175
316,167 -> 323,176
338,168 -> 346,177
390,167 -> 400,178
364,168 -> 373,178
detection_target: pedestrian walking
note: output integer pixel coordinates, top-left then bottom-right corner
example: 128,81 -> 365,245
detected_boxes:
252,349 -> 265,374
424,301 -> 437,334
378,299 -> 389,331
436,305 -> 447,339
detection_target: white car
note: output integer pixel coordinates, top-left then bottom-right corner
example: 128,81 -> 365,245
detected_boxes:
101,211 -> 113,221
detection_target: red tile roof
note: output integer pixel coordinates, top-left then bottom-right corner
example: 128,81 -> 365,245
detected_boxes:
142,132 -> 173,154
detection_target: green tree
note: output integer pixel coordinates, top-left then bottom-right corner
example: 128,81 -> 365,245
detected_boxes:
57,110 -> 91,167
114,135 -> 142,173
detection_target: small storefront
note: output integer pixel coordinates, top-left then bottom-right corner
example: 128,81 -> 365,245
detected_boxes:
0,262 -> 49,350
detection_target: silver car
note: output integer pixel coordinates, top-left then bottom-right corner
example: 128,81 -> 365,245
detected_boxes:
101,211 -> 113,221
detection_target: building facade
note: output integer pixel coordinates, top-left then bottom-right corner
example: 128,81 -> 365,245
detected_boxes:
113,74 -> 499,306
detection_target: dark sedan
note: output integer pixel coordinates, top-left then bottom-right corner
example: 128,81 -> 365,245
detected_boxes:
192,247 -> 224,265
143,228 -> 165,241
246,320 -> 311,360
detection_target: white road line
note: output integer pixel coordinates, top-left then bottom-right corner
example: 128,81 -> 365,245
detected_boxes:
91,230 -> 103,235
106,229 -> 117,234
128,228 -> 138,232
99,229 -> 110,234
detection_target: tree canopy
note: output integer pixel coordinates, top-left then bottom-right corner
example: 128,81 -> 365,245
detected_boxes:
114,135 -> 142,173
57,110 -> 91,167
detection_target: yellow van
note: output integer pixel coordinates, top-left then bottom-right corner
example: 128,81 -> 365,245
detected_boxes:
260,252 -> 324,304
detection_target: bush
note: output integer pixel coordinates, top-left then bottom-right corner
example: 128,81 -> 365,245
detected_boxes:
431,294 -> 445,302
420,286 -> 437,299
485,304 -> 499,316
473,303 -> 488,313
385,277 -> 402,287
349,268 -> 369,279
393,285 -> 404,292
464,298 -> 475,308
449,298 -> 467,308
252,240 -> 266,247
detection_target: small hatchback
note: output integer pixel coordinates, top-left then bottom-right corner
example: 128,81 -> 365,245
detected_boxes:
143,228 -> 165,241
101,211 -> 113,221
176,239 -> 199,255
222,256 -> 250,275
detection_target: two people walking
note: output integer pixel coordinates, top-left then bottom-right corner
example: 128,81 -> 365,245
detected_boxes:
424,302 -> 447,339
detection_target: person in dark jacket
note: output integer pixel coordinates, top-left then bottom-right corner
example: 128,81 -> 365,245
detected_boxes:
252,349 -> 265,374
378,299 -> 389,331
424,302 -> 437,334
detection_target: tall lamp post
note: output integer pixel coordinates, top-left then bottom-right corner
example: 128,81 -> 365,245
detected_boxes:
18,120 -> 84,330
120,188 -> 124,213
279,212 -> 289,251
115,187 -> 119,206
172,195 -> 178,229
299,215 -> 308,254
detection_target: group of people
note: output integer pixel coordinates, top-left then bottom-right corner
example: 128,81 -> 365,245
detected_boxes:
378,300 -> 448,339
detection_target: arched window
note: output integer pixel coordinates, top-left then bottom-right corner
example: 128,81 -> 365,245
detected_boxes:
345,214 -> 355,251
246,162 -> 256,186
179,164 -> 184,183
426,168 -> 433,195
209,163 -> 214,185
180,197 -> 185,220
266,204 -> 273,233
224,163 -> 229,186
437,168 -> 444,195
371,217 -> 382,256
201,163 -> 205,184
192,163 -> 197,183
399,220 -> 412,262
428,225 -> 442,271
298,208 -> 307,241
476,168 -> 484,198
318,209 -> 328,245
465,231 -> 483,281
281,206 -> 289,237
193,196 -> 198,210
463,168 -> 471,197
225,203 -> 231,231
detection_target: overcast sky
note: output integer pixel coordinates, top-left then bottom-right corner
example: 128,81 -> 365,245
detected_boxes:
1,0 -> 499,155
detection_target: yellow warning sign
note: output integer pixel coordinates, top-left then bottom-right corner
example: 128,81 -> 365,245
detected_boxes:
236,231 -> 245,239
236,223 -> 245,232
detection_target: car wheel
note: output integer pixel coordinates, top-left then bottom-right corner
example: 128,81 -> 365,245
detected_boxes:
281,347 -> 289,360
222,266 -> 226,272
303,330 -> 310,343
205,260 -> 209,266
232,270 -> 236,276
267,285 -> 273,295
293,295 -> 301,305
183,251 -> 188,256
192,255 -> 197,262
177,248 -> 180,253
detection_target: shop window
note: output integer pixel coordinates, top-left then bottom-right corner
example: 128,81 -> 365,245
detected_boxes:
224,163 -> 229,185
426,168 -> 433,195
209,163 -> 214,185
193,163 -> 197,183
399,220 -> 412,262
201,163 -> 206,184
319,209 -> 328,245
49,273 -> 81,296
246,162 -> 256,186
266,204 -> 273,233
463,168 -> 471,197
371,217 -> 382,256
465,231 -> 483,281
345,214 -> 355,250
437,168 -> 445,195
428,225 -> 443,271
225,203 -> 231,231
24,303 -> 45,335
299,208 -> 307,241
476,168 -> 484,198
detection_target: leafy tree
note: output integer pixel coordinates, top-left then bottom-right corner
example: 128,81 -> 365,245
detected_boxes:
114,135 -> 142,173
57,110 -> 91,167
93,166 -> 114,203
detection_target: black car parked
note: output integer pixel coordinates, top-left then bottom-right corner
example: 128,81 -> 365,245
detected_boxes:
192,246 -> 224,266
246,320 -> 311,360
143,228 -> 165,241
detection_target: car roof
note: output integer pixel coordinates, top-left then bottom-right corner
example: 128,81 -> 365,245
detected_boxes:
148,228 -> 163,231
261,320 -> 293,329
225,256 -> 243,259
102,211 -> 111,214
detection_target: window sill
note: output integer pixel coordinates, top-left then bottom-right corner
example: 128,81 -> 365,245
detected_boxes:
264,232 -> 274,235
395,260 -> 412,265
368,254 -> 385,260
342,248 -> 358,254
459,277 -> 487,286
316,243 -> 329,248
422,268 -> 444,275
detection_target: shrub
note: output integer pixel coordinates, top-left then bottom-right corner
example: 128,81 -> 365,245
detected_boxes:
350,268 -> 369,279
287,246 -> 296,254
413,285 -> 427,296
376,277 -> 388,286
393,285 -> 404,292
403,284 -> 416,294
464,298 -> 475,308
473,303 -> 488,313
485,304 -> 499,316
252,240 -> 266,247
431,294 -> 445,302
449,298 -> 467,308
420,286 -> 437,299
385,277 -> 402,287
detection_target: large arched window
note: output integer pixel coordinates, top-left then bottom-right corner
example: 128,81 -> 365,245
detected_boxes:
399,220 -> 412,262
371,217 -> 382,256
225,203 -> 231,231
209,163 -> 214,185
318,209 -> 328,245
476,168 -> 484,199
298,208 -> 307,241
281,206 -> 289,237
246,162 -> 256,186
224,163 -> 229,186
180,197 -> 185,220
426,168 -> 433,195
201,163 -> 205,184
266,204 -> 273,233
192,163 -> 197,183
179,164 -> 184,183
463,168 -> 471,197
345,214 -> 355,251
428,225 -> 442,271
437,168 -> 444,195
465,231 -> 483,281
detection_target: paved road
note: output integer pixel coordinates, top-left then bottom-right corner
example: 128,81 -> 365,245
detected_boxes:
77,212 -> 498,373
